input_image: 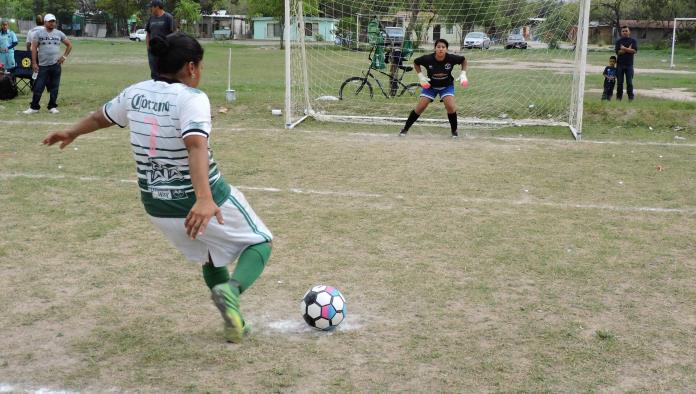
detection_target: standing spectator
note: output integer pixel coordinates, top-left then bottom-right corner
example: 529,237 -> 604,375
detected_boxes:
26,15 -> 44,51
614,26 -> 638,101
602,55 -> 617,101
0,20 -> 18,70
24,13 -> 72,114
146,0 -> 175,79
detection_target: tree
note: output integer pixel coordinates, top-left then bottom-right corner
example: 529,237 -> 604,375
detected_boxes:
248,0 -> 317,47
594,0 -> 638,39
0,0 -> 34,19
97,0 -> 141,36
535,0 -> 578,49
248,0 -> 284,46
174,0 -> 201,34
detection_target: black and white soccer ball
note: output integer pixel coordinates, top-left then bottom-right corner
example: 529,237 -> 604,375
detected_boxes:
300,285 -> 346,330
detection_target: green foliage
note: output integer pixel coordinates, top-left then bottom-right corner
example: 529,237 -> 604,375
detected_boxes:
0,0 -> 33,19
173,0 -> 201,33
247,0 -> 284,21
535,0 -> 578,45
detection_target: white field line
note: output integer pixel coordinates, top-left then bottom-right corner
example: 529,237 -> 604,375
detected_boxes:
0,382 -> 78,394
5,120 -> 695,148
2,172 -> 694,215
224,127 -> 696,149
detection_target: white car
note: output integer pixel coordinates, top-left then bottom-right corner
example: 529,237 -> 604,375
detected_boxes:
462,32 -> 491,49
129,29 -> 146,42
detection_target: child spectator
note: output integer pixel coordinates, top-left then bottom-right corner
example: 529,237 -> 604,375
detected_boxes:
602,55 -> 617,101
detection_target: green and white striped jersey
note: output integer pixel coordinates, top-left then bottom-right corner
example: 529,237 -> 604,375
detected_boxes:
103,79 -> 230,218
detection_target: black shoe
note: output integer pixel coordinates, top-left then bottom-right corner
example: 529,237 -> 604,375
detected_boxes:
399,128 -> 408,137
451,130 -> 459,138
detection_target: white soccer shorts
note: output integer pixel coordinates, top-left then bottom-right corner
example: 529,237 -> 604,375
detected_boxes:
149,185 -> 272,267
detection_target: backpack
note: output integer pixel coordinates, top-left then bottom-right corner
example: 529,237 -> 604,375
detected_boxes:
0,73 -> 18,100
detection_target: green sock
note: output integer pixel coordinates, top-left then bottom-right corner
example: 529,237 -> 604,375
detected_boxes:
231,242 -> 272,294
202,262 -> 230,290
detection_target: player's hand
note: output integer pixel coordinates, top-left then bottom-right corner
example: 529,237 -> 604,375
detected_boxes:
43,131 -> 77,149
185,198 -> 224,239
417,72 -> 430,89
457,71 -> 469,88
32,63 -> 38,73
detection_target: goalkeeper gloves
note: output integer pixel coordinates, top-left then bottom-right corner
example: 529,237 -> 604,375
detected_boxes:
457,71 -> 469,88
418,72 -> 431,89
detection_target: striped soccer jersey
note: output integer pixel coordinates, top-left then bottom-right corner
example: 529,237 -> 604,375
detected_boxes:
103,79 -> 230,218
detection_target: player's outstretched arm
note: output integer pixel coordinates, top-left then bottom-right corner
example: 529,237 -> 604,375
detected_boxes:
42,109 -> 113,149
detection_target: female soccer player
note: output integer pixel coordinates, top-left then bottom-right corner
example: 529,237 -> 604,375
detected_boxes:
42,32 -> 272,344
399,38 -> 468,138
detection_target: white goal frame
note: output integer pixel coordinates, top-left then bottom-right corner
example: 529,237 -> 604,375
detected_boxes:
285,0 -> 592,140
670,17 -> 696,69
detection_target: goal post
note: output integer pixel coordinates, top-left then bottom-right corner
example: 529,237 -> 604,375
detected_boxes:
286,0 -> 592,139
670,18 -> 696,69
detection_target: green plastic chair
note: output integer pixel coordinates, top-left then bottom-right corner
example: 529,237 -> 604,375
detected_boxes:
367,20 -> 386,69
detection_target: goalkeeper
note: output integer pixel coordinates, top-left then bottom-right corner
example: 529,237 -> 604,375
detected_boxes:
399,39 -> 467,138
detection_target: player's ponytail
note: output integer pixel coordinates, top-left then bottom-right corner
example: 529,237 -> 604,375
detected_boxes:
151,32 -> 204,76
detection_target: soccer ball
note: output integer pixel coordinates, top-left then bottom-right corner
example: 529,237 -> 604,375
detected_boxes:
300,285 -> 346,330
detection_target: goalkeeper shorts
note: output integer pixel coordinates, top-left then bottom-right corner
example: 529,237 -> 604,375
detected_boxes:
149,185 -> 273,267
420,85 -> 455,102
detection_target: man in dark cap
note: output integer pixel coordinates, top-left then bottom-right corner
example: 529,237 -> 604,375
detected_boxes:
146,0 -> 175,79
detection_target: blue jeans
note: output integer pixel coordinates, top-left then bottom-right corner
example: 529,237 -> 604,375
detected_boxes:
147,51 -> 158,79
30,63 -> 61,110
616,65 -> 634,100
602,79 -> 615,100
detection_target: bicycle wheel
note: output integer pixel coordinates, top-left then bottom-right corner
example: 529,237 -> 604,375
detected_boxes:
339,77 -> 374,100
399,83 -> 421,98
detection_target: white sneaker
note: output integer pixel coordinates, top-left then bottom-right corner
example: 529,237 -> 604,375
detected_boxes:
48,108 -> 59,114
23,108 -> 39,114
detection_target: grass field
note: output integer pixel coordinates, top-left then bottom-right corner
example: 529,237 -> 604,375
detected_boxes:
1,38 -> 696,392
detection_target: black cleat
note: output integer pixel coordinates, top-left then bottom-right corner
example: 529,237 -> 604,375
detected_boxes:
451,130 -> 459,138
399,128 -> 408,137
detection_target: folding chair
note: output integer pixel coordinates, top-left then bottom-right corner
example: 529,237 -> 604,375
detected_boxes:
11,50 -> 33,94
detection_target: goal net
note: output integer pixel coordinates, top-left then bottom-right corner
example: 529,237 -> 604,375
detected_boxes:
670,18 -> 696,69
285,0 -> 591,139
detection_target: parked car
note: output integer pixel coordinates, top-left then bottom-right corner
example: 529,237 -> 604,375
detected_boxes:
462,32 -> 491,49
129,29 -> 146,41
505,33 -> 528,49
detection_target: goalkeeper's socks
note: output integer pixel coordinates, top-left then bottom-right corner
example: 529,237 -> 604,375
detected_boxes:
231,242 -> 272,294
447,112 -> 458,135
403,110 -> 420,131
202,262 -> 230,289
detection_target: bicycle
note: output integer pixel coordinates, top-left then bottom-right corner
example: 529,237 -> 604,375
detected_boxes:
339,44 -> 421,100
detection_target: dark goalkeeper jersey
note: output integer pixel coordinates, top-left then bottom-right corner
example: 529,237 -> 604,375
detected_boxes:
603,66 -> 617,80
414,53 -> 466,88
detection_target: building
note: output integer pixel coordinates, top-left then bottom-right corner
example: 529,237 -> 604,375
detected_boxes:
198,11 -> 250,39
252,16 -> 337,41
590,19 -> 695,45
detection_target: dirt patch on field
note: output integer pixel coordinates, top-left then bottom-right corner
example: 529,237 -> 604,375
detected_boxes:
472,58 -> 695,75
587,87 -> 696,102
